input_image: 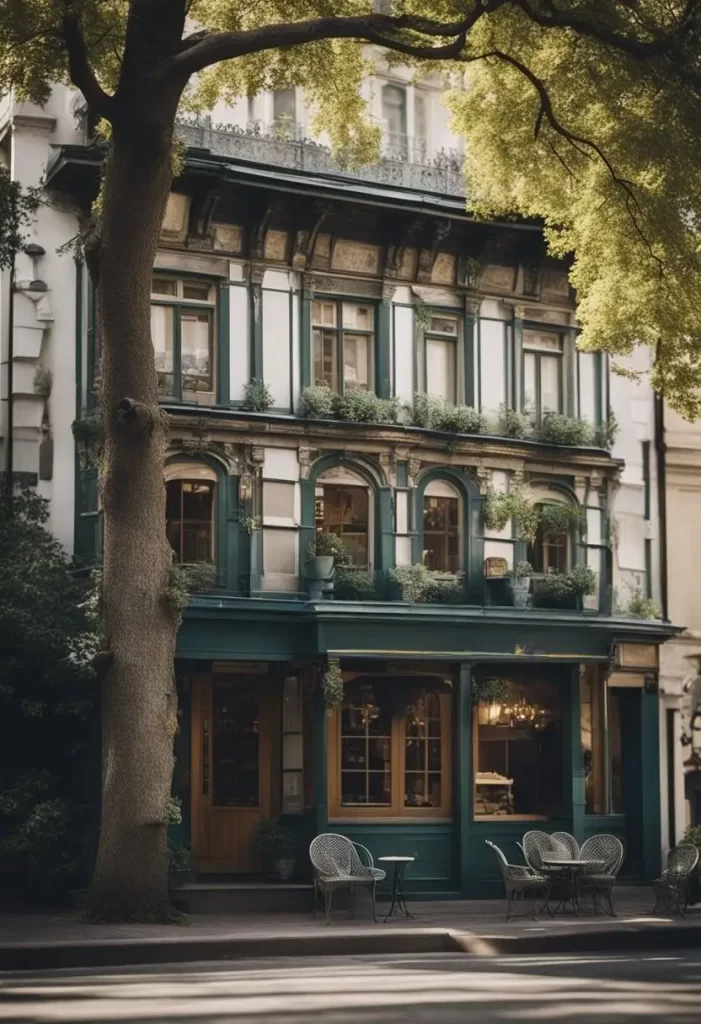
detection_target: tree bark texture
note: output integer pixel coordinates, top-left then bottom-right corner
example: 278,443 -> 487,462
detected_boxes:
88,98 -> 181,920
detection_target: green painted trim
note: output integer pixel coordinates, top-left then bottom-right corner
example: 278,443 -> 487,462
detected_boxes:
377,300 -> 391,398
289,289 -> 295,412
217,279 -> 230,406
313,676 -> 328,837
457,663 -> 473,897
512,313 -> 523,409
225,474 -> 240,593
640,688 -> 661,879
594,351 -> 604,426
300,290 -> 311,390
251,279 -> 263,379
564,665 -> 585,840
565,329 -> 577,417
412,467 -> 483,601
165,452 -> 233,589
464,309 -> 476,408
396,461 -> 409,488
379,487 -> 395,571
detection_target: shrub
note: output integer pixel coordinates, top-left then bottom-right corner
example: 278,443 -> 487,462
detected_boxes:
390,563 -> 464,604
167,841 -> 191,873
541,565 -> 597,604
242,378 -> 273,412
333,568 -> 377,601
539,413 -> 595,447
300,383 -> 334,419
435,403 -> 485,435
508,561 -> 533,580
625,588 -> 662,620
408,393 -> 444,429
424,576 -> 465,604
497,405 -> 531,440
333,388 -> 400,424
594,412 -> 619,451
568,564 -> 598,596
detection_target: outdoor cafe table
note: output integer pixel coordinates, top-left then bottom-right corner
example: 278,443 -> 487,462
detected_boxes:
540,858 -> 605,916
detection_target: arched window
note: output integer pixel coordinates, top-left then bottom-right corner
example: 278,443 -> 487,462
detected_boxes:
422,479 -> 461,573
165,463 -> 216,563
315,466 -> 372,567
528,501 -> 571,574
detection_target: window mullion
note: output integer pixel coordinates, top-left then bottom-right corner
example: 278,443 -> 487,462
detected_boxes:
174,303 -> 183,401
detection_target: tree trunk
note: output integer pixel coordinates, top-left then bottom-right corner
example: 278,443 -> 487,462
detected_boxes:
88,102 -> 180,921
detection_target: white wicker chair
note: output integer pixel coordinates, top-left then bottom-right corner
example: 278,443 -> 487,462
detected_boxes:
486,840 -> 551,921
552,832 -> 580,860
523,831 -> 570,870
309,833 -> 386,924
579,834 -> 625,916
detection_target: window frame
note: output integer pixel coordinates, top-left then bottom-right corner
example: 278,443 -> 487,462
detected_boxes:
151,274 -> 217,401
315,478 -> 373,569
522,327 -> 564,426
328,680 -> 452,820
527,501 -> 572,576
165,476 -> 216,564
422,491 -> 462,574
312,297 -> 377,395
424,313 -> 461,405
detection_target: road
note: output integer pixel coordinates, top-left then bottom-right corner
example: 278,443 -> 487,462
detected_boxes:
1,951 -> 701,1023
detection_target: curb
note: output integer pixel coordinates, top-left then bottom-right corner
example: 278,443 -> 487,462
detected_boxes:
2,923 -> 701,972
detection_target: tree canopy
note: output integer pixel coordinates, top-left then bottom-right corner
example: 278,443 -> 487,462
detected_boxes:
2,1 -> 700,415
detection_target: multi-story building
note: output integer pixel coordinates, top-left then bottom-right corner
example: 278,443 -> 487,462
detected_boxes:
0,72 -> 681,897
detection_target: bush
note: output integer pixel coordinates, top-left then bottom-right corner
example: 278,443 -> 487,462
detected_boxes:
333,568 -> 377,600
540,565 -> 598,605
242,378 -> 273,412
390,563 -> 464,604
300,384 -> 335,419
508,561 -> 533,580
333,388 -> 400,424
435,403 -> 485,434
408,393 -> 444,429
625,589 -> 662,620
539,413 -> 595,447
594,412 -> 619,451
483,488 -> 539,544
322,660 -> 344,709
539,502 -> 585,534
497,405 -> 531,439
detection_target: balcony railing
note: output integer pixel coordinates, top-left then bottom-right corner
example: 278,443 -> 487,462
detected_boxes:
176,116 -> 466,197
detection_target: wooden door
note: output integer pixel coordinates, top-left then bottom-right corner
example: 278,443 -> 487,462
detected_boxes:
192,673 -> 273,873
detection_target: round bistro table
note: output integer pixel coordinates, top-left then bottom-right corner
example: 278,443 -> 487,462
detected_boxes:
378,856 -> 416,922
541,858 -> 605,916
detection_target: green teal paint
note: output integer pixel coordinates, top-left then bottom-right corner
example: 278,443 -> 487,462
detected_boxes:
217,279 -> 230,406
564,666 -> 585,841
464,309 -> 476,408
251,279 -> 263,379
225,475 -> 240,592
457,663 -> 473,897
73,261 -> 84,558
313,682 -> 328,838
565,330 -> 576,417
377,300 -> 391,398
379,487 -> 395,571
397,462 -> 408,488
640,687 -> 662,879
300,290 -> 311,389
512,313 -> 523,409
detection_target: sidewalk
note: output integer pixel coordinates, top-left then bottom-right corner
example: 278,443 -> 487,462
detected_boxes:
1,888 -> 700,971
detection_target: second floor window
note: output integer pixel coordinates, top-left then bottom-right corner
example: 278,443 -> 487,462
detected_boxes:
382,83 -> 407,158
166,478 -> 215,563
523,329 -> 563,425
151,277 -> 215,399
315,481 -> 370,567
422,480 -> 461,573
528,503 -> 570,575
313,300 -> 374,394
425,314 -> 460,404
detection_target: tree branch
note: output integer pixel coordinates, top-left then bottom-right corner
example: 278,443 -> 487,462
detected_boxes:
62,8 -> 115,120
165,8 -> 496,79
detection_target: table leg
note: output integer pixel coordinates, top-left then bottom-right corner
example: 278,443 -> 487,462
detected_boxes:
395,865 -> 414,920
383,864 -> 399,922
384,864 -> 415,921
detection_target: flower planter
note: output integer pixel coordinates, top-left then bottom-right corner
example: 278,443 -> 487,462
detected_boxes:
273,857 -> 297,881
304,555 -> 334,580
509,577 -> 531,608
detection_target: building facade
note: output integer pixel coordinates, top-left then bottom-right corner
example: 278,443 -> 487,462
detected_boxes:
0,75 -> 680,895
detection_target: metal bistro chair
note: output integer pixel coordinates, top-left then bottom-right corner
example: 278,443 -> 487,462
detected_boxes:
309,833 -> 387,924
523,831 -> 570,871
652,844 -> 700,917
579,835 -> 625,916
552,832 -> 580,860
486,840 -> 551,921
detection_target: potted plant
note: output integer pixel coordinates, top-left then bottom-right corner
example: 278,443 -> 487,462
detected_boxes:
167,841 -> 191,888
535,565 -> 597,610
305,531 -> 350,580
507,561 -> 532,608
252,818 -> 299,880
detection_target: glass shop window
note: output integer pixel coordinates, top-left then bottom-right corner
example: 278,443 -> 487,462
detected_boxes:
331,678 -> 451,818
474,677 -> 562,819
580,665 -> 625,814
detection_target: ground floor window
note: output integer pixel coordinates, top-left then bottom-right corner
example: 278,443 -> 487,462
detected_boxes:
328,675 -> 452,818
473,674 -> 562,819
580,665 -> 624,814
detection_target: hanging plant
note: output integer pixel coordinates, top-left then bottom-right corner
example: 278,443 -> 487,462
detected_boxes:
322,660 -> 344,710
483,487 -> 539,544
472,678 -> 512,705
539,502 -> 585,535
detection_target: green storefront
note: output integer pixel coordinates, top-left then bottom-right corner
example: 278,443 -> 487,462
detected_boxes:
174,599 -> 675,896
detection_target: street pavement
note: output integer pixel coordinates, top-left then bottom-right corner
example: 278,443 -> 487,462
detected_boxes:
1,950 -> 701,1022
